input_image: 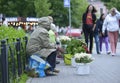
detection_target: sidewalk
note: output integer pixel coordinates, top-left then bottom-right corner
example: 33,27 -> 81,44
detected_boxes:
26,42 -> 120,83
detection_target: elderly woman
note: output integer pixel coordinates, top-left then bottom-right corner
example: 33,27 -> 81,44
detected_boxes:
102,8 -> 120,56
26,17 -> 59,75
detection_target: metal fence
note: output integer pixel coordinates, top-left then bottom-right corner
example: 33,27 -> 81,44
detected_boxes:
0,36 -> 28,83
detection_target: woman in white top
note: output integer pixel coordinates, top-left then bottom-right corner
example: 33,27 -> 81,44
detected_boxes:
102,8 -> 120,56
2,17 -> 8,26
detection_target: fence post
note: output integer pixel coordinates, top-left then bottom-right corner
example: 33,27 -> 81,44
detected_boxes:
24,36 -> 28,64
1,40 -> 9,83
16,38 -> 22,76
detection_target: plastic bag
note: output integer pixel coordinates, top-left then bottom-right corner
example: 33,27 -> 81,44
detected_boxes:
29,54 -> 51,77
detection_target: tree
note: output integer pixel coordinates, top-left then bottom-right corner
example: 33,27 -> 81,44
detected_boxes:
106,0 -> 120,11
49,0 -> 88,28
34,0 -> 52,17
101,0 -> 120,11
0,0 -> 36,17
49,0 -> 68,27
71,0 -> 88,27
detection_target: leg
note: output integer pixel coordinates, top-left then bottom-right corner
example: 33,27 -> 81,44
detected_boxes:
108,32 -> 115,55
113,31 -> 119,54
94,34 -> 100,54
99,36 -> 103,52
46,51 -> 57,71
89,30 -> 94,53
104,37 -> 109,52
83,27 -> 89,47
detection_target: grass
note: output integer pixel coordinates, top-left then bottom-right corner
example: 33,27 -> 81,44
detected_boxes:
19,73 -> 28,83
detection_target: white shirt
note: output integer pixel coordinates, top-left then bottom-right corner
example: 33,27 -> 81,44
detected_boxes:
102,10 -> 120,33
3,20 -> 8,26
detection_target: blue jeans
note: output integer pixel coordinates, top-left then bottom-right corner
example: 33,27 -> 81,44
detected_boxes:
94,34 -> 100,53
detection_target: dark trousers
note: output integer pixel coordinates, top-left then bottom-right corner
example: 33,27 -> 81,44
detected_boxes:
83,25 -> 94,53
46,51 -> 57,71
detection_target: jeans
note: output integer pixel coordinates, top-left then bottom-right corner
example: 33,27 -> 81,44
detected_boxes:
94,34 -> 100,53
83,25 -> 94,53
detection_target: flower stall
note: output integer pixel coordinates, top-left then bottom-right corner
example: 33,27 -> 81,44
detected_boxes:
59,37 -> 88,65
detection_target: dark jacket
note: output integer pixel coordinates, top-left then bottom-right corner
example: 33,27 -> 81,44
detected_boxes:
96,19 -> 108,37
82,13 -> 96,28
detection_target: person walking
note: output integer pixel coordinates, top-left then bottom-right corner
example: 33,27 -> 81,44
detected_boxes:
97,13 -> 110,54
82,4 -> 97,54
93,18 -> 100,54
102,8 -> 120,56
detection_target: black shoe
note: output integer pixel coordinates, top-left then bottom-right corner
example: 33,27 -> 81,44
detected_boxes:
56,61 -> 60,64
107,52 -> 111,55
97,52 -> 101,54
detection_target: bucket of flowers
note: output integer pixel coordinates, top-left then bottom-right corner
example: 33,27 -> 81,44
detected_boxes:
74,53 -> 94,75
59,36 -> 71,52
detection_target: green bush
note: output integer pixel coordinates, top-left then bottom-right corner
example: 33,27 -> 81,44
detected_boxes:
0,26 -> 26,41
66,38 -> 86,56
0,26 -> 27,83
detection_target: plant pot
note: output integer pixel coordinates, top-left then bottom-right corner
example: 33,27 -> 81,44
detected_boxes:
64,54 -> 72,65
71,57 -> 77,67
76,63 -> 90,75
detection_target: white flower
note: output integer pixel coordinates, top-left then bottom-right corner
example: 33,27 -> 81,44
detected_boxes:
59,36 -> 71,41
74,52 -> 94,63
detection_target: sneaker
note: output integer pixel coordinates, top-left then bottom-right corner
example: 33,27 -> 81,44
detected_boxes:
56,61 -> 60,64
111,53 -> 115,56
53,69 -> 60,73
97,52 -> 101,54
107,51 -> 111,55
45,70 -> 57,76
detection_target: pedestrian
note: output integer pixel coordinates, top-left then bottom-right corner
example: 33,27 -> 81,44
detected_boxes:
82,4 -> 97,54
2,17 -> 8,26
26,16 -> 61,76
102,8 -> 120,56
97,13 -> 110,54
93,18 -> 100,54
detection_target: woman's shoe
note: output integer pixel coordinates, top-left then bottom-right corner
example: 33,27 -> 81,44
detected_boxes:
45,70 -> 57,76
53,69 -> 60,73
107,51 -> 111,55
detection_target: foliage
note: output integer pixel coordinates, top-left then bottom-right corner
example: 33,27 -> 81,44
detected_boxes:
0,26 -> 26,83
0,0 -> 88,27
0,26 -> 26,41
101,0 -> 111,2
74,53 -> 94,63
19,73 -> 28,83
101,0 -> 120,11
71,0 -> 88,27
49,0 -> 88,27
66,38 -> 86,55
34,0 -> 52,17
0,0 -> 36,17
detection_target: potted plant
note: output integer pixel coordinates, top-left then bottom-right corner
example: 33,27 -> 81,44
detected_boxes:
63,38 -> 87,65
74,53 -> 94,75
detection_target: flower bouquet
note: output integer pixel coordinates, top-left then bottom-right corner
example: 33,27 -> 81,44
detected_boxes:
74,53 -> 94,75
74,53 -> 94,64
59,36 -> 71,45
